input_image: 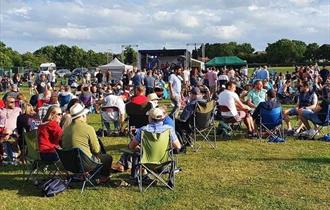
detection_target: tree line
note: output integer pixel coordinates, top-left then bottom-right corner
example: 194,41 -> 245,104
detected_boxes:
0,39 -> 329,71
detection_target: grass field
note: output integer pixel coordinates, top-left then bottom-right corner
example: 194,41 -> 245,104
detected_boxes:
0,73 -> 330,210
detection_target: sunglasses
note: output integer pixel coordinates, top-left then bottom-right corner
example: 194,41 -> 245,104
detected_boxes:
57,113 -> 62,116
8,101 -> 15,104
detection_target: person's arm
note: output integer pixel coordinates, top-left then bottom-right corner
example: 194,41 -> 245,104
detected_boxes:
88,126 -> 100,155
170,127 -> 181,150
246,91 -> 256,108
128,138 -> 139,150
305,94 -> 318,110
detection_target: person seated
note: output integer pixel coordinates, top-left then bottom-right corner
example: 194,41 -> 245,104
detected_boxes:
126,86 -> 152,129
58,86 -> 75,111
0,96 -> 22,164
16,103 -> 41,162
175,87 -> 205,140
38,105 -> 63,162
128,108 -> 181,178
283,81 -> 318,135
298,98 -> 330,138
252,89 -> 281,122
62,103 -> 112,183
101,93 -> 127,135
246,80 -> 267,110
79,86 -> 94,111
217,81 -> 256,137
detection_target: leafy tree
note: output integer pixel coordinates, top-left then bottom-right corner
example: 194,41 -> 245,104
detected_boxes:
34,45 -> 56,61
317,44 -> 330,61
265,39 -> 307,64
0,51 -> 13,69
304,43 -> 319,62
123,47 -> 137,65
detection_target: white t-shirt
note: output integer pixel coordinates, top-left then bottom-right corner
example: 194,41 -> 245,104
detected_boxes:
217,89 -> 239,117
168,74 -> 182,96
183,69 -> 190,83
103,95 -> 125,114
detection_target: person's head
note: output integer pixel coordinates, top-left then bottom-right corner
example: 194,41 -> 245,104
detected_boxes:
49,92 -> 59,104
43,105 -> 62,123
226,81 -> 237,92
22,103 -> 35,115
147,93 -> 160,108
174,66 -> 182,75
190,87 -> 201,100
66,98 -> 80,113
5,96 -> 16,109
69,103 -> 89,122
40,74 -> 46,81
254,80 -> 263,91
301,81 -> 310,93
134,85 -> 145,96
266,89 -> 276,100
148,108 -> 165,123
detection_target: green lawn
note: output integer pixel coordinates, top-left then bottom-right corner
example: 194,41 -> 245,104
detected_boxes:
0,78 -> 330,210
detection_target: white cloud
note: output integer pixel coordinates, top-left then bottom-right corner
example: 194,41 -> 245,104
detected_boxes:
205,25 -> 241,40
48,27 -> 91,40
0,0 -> 328,53
289,0 -> 315,7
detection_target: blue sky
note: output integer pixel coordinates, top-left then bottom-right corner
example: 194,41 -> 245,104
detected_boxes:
0,0 -> 329,53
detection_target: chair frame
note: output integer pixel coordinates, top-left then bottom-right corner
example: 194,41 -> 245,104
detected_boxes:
56,148 -> 103,193
310,104 -> 330,139
192,100 -> 217,151
136,129 -> 176,192
23,129 -> 60,182
100,105 -> 121,137
217,105 -> 243,137
258,106 -> 285,140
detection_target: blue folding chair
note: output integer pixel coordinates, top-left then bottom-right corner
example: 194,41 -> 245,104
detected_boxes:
258,107 -> 285,140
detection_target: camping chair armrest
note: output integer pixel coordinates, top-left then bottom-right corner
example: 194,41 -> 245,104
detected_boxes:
120,148 -> 140,156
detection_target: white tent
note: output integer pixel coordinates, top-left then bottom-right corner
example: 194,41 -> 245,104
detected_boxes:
99,58 -> 133,80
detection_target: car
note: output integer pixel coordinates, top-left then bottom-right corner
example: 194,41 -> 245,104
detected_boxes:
72,67 -> 89,77
56,69 -> 72,78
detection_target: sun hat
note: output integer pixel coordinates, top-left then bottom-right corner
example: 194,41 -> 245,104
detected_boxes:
147,93 -> 160,101
149,108 -> 165,120
70,103 -> 89,119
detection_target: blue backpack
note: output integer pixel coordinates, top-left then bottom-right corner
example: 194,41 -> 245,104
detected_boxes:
40,178 -> 70,197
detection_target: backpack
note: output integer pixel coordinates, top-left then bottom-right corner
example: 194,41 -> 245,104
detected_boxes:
216,121 -> 232,139
40,178 -> 70,197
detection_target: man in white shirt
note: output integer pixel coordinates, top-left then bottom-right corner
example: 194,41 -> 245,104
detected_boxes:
217,81 -> 256,136
101,94 -> 127,134
168,67 -> 182,117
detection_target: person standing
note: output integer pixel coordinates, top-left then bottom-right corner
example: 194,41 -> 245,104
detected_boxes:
168,67 -> 182,118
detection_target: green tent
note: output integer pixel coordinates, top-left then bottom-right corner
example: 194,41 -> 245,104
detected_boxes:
206,56 -> 247,67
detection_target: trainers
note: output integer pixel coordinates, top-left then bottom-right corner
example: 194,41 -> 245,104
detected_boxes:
301,129 -> 317,138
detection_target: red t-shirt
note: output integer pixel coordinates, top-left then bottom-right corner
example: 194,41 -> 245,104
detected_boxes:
38,120 -> 62,153
130,95 -> 148,105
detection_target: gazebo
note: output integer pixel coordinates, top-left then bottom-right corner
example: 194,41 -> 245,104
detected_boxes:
206,56 -> 247,67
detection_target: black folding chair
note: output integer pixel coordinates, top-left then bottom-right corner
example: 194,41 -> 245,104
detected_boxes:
56,148 -> 103,193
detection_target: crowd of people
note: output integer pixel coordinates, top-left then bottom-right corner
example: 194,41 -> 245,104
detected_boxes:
0,63 -> 329,184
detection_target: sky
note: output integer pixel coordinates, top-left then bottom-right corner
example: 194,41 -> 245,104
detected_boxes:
0,0 -> 329,54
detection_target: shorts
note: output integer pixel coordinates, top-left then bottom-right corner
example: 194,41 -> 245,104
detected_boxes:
235,111 -> 247,121
302,110 -> 322,124
288,107 -> 312,116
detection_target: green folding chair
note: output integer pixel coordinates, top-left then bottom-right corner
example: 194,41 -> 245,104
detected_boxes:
137,129 -> 176,192
23,129 -> 59,182
192,100 -> 217,150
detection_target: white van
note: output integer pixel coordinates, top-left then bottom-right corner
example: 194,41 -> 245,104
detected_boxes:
40,63 -> 56,75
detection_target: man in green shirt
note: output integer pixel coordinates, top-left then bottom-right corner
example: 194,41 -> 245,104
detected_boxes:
247,80 -> 267,109
62,103 -> 112,183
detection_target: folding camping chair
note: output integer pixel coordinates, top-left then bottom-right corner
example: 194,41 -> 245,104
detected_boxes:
125,101 -> 152,135
217,105 -> 242,137
24,129 -> 60,181
100,105 -> 121,136
310,104 -> 330,139
135,129 -> 176,192
191,100 -> 217,150
258,106 -> 285,140
56,148 -> 103,193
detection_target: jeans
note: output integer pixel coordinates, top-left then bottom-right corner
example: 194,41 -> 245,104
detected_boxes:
104,121 -> 119,133
40,152 -> 59,162
169,95 -> 181,118
2,142 -> 14,161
